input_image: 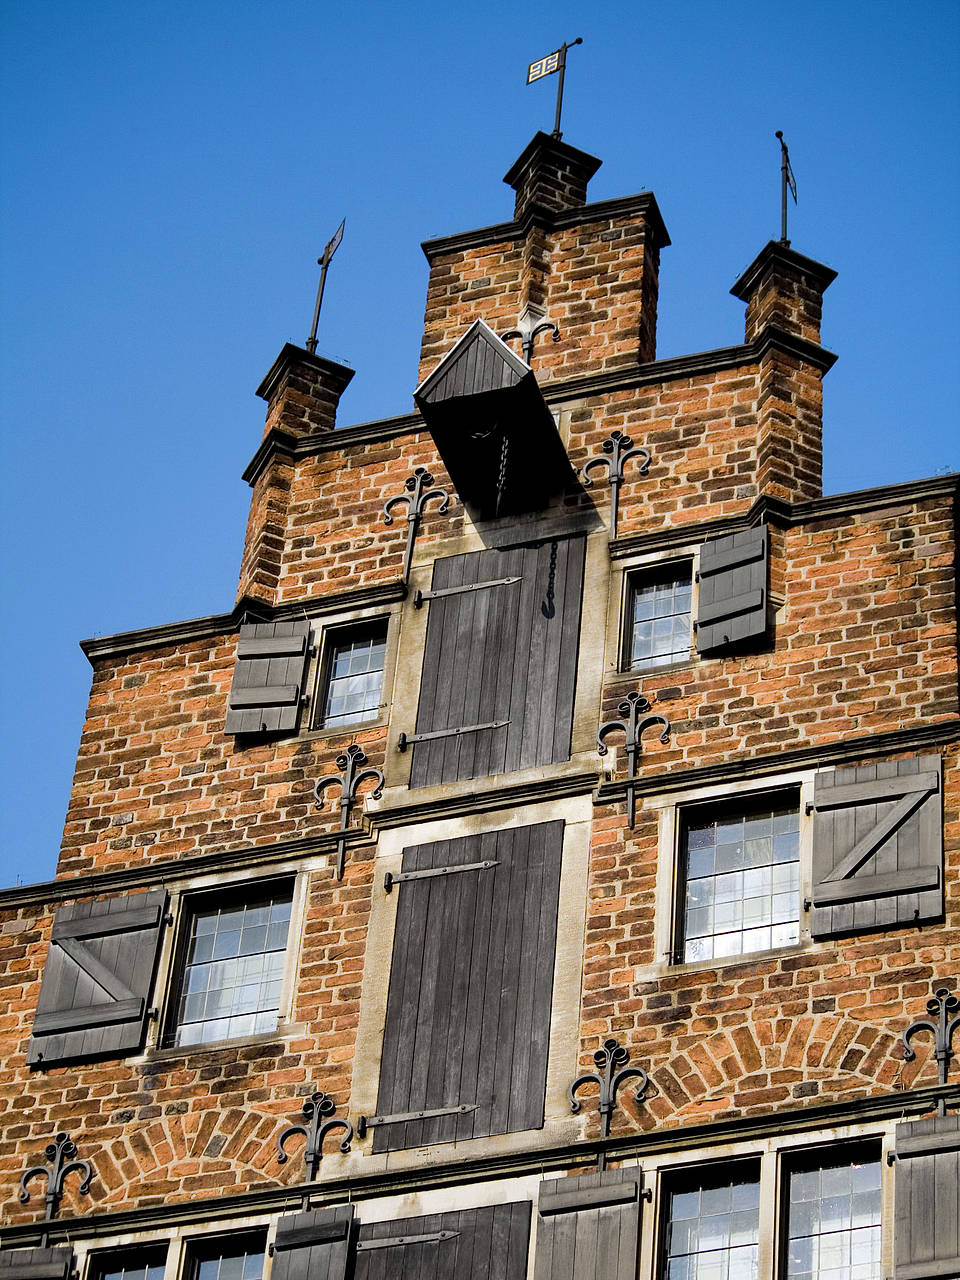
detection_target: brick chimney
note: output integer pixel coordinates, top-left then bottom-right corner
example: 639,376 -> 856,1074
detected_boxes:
238,344 -> 354,604
256,343 -> 354,442
503,132 -> 602,220
418,135 -> 669,385
731,241 -> 837,503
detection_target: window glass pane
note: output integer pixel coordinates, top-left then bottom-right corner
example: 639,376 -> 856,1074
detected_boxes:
322,623 -> 388,726
173,887 -> 291,1047
94,1250 -> 167,1280
680,796 -> 800,963
191,1240 -> 265,1280
629,565 -> 691,669
786,1153 -> 882,1280
665,1169 -> 760,1280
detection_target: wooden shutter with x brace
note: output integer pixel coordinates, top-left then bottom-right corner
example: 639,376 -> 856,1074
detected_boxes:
810,755 -> 942,938
27,889 -> 167,1066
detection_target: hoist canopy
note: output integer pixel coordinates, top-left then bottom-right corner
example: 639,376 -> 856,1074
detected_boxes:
414,319 -> 574,517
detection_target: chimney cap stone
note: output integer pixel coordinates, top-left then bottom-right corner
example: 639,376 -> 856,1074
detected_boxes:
731,240 -> 838,303
256,342 -> 355,404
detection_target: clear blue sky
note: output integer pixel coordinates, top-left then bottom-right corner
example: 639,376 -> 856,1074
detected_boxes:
1,1 -> 958,889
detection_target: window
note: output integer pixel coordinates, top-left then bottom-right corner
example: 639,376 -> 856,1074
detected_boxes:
663,1165 -> 761,1280
187,1236 -> 265,1280
168,884 -> 292,1047
626,563 -> 692,670
677,793 -> 800,963
317,621 -> 388,728
89,1249 -> 167,1280
785,1151 -> 882,1280
659,1146 -> 882,1280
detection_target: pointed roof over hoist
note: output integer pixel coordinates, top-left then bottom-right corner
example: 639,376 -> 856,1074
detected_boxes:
413,319 -> 574,518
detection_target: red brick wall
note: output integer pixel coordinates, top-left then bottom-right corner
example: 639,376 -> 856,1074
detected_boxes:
419,210 -> 661,386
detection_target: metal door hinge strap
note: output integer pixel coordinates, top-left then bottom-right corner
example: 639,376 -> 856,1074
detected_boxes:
357,1103 -> 477,1135
413,576 -> 521,608
357,1231 -> 460,1251
398,720 -> 509,751
385,860 -> 498,892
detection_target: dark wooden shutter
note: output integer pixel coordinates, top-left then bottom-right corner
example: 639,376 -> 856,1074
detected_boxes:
372,821 -> 564,1152
225,620 -> 311,735
894,1115 -> 960,1279
27,889 -> 167,1066
355,1202 -> 530,1280
534,1168 -> 643,1280
0,1248 -> 73,1280
409,533 -> 585,787
696,524 -> 769,654
271,1205 -> 355,1280
810,755 -> 942,938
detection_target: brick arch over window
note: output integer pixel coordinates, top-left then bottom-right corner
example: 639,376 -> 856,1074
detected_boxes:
639,1018 -> 903,1126
97,1107 -> 287,1207
574,1017 -> 907,1140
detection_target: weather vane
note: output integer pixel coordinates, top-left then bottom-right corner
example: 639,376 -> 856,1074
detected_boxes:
775,131 -> 797,245
527,38 -> 583,139
305,217 -> 345,355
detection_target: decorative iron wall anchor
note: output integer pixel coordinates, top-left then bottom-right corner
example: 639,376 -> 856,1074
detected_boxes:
581,431 -> 652,539
313,744 -> 384,880
383,467 -> 451,586
277,1090 -> 354,1181
901,985 -> 960,1117
598,691 -> 671,828
569,1038 -> 649,1172
500,317 -> 561,364
19,1132 -> 93,1245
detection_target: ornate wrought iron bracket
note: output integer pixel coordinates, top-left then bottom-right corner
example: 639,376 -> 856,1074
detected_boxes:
277,1091 -> 354,1182
383,467 -> 451,586
901,985 -> 960,1117
581,431 -> 652,539
313,744 -> 384,880
500,318 -> 561,364
569,1038 -> 649,1172
19,1132 -> 93,1245
598,691 -> 671,828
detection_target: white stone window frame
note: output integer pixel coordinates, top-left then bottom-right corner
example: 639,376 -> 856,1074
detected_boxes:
606,544 -> 702,681
621,556 -> 698,675
636,1126 -> 892,1280
307,605 -> 402,737
75,1220 -> 272,1280
382,511 -> 608,799
143,860 -> 316,1059
643,769 -> 817,978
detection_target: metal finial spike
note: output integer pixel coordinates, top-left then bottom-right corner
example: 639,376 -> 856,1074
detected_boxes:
313,744 -> 384,879
775,132 -> 797,245
526,37 -> 583,140
305,218 -> 345,355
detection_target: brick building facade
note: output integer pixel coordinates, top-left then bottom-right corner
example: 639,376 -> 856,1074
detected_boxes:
1,131 -> 958,1280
